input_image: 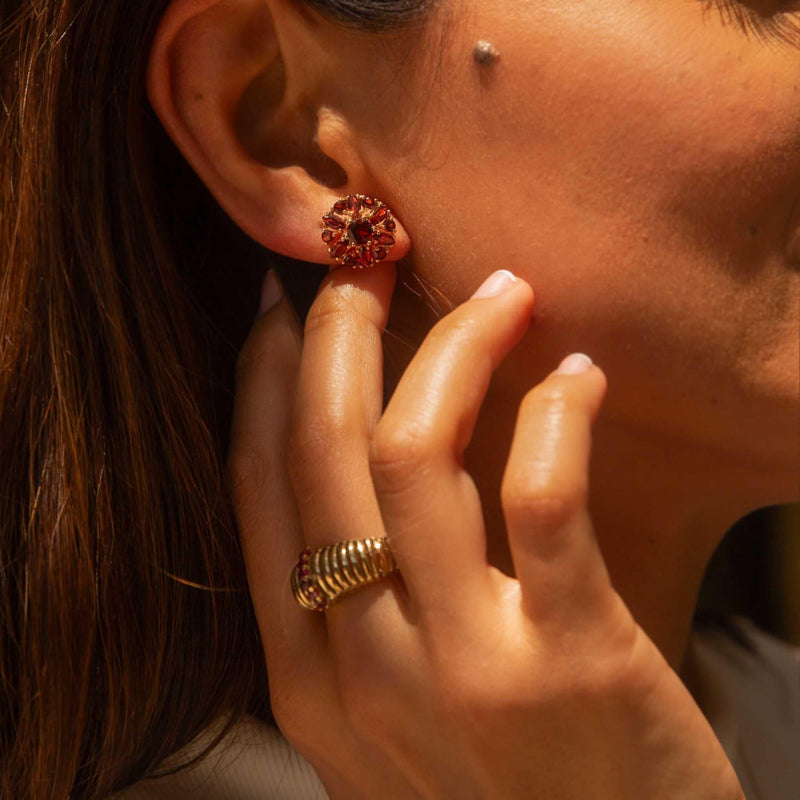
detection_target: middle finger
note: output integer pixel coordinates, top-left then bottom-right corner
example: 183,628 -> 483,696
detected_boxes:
369,270 -> 535,629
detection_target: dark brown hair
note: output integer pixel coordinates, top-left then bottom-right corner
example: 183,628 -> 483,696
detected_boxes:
0,0 -> 430,798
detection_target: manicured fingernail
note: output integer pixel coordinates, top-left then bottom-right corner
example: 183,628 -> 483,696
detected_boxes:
556,353 -> 593,375
259,269 -> 283,316
470,269 -> 517,300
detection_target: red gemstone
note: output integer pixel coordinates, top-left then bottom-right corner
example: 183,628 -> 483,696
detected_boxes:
376,232 -> 395,246
331,241 -> 348,259
384,219 -> 396,232
348,195 -> 362,214
348,219 -> 373,245
321,230 -> 341,244
323,214 -> 345,230
357,247 -> 373,267
374,247 -> 388,261
333,200 -> 347,213
363,197 -> 376,208
370,206 -> 388,224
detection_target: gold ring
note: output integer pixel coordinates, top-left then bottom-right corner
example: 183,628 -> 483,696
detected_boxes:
291,537 -> 398,611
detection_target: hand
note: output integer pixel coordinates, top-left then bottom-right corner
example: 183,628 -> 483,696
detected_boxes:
227,263 -> 744,800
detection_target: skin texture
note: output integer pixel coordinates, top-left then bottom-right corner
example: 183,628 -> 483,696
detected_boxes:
225,267 -> 746,798
146,0 -> 799,795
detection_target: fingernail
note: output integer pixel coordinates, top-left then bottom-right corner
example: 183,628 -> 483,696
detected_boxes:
470,269 -> 517,300
556,353 -> 593,375
259,269 -> 283,317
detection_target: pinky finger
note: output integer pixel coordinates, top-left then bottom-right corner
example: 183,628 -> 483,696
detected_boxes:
500,353 -> 613,635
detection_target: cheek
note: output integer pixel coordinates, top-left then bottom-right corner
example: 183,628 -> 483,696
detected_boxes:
375,1 -> 799,460
387,2 -> 799,315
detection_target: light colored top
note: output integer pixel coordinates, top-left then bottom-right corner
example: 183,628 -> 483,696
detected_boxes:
684,615 -> 800,800
114,717 -> 327,799
116,615 -> 799,799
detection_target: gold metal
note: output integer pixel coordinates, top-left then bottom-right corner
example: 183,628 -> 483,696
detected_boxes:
291,537 -> 398,611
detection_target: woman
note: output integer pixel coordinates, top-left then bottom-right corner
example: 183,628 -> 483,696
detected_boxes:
1,0 -> 798,797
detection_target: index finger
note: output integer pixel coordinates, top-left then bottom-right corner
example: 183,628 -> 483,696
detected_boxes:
287,261 -> 414,629
287,262 -> 396,552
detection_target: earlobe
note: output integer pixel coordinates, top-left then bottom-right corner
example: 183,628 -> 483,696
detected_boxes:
145,0 -> 410,265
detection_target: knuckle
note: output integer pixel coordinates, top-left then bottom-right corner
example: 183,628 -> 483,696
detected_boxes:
369,424 -> 429,466
501,484 -> 585,530
303,301 -> 345,337
436,311 -> 481,338
303,284 -> 373,340
427,313 -> 484,354
521,382 -> 570,419
368,425 -> 439,489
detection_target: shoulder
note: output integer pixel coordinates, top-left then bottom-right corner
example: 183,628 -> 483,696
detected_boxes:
112,715 -> 327,800
688,614 -> 799,800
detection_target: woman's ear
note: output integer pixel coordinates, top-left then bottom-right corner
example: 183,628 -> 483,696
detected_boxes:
146,0 -> 409,264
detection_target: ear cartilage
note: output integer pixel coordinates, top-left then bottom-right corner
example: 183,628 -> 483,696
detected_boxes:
473,41 -> 500,66
321,194 -> 397,269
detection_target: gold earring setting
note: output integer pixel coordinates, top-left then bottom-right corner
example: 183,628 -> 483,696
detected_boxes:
321,194 -> 397,269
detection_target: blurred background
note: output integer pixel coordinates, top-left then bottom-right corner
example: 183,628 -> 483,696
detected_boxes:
696,503 -> 800,645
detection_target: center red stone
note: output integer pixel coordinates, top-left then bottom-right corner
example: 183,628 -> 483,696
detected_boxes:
348,219 -> 373,245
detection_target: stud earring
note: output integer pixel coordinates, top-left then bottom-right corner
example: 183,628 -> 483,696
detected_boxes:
321,194 -> 397,269
473,40 -> 500,66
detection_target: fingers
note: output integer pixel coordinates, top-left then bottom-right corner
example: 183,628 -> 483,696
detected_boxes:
288,263 -> 394,550
501,354 -> 613,635
288,261 -> 410,652
368,272 -> 535,624
227,271 -> 327,673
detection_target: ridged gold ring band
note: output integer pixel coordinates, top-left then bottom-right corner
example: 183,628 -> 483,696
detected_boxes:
291,537 -> 398,611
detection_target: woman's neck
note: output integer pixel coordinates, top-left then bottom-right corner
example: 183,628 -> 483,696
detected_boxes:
465,388 -> 785,676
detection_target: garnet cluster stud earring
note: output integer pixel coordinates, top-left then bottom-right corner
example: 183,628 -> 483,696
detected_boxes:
321,194 -> 397,269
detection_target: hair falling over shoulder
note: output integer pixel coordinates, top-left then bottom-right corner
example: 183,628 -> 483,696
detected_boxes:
0,2 -> 272,797
0,0 -> 438,794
